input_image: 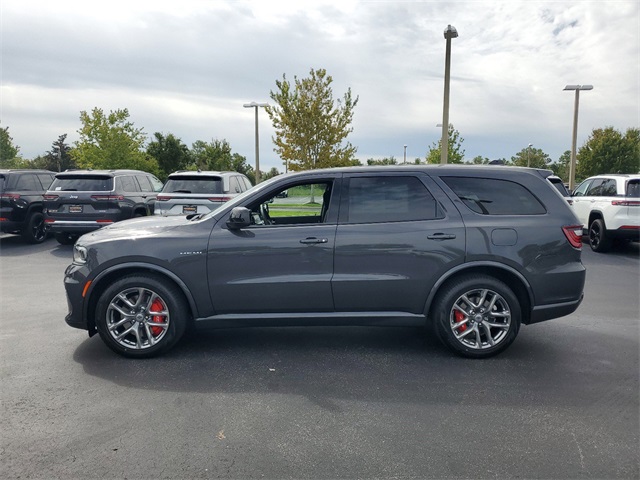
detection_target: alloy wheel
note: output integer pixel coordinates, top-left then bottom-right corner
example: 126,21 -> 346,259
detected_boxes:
449,288 -> 512,350
105,287 -> 170,350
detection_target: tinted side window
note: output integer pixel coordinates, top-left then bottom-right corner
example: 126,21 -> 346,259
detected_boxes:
119,176 -> 139,192
585,179 -> 606,196
230,176 -> 241,193
345,176 -> 442,224
443,177 -> 546,215
148,175 -> 163,192
573,180 -> 592,197
601,179 -> 617,196
135,175 -> 153,192
14,174 -> 40,191
37,174 -> 55,190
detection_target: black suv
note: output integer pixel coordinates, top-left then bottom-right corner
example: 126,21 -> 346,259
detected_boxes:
0,169 -> 56,243
44,169 -> 163,245
63,166 -> 586,359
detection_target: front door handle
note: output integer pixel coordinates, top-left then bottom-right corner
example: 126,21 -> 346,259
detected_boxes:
427,233 -> 457,240
300,237 -> 328,244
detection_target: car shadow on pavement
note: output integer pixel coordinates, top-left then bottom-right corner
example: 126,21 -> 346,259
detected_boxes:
71,323 -> 638,410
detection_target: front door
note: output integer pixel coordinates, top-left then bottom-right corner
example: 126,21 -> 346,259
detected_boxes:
207,177 -> 341,314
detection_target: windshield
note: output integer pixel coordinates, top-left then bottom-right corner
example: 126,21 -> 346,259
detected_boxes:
163,176 -> 223,194
548,178 -> 570,197
50,175 -> 113,192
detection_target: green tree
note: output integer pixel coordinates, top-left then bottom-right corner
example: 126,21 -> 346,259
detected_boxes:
467,155 -> 490,165
266,68 -> 359,171
0,126 -> 22,168
549,150 -> 571,180
35,134 -> 75,172
70,108 -> 158,173
510,146 -> 551,169
189,139 -> 253,181
367,156 -> 397,166
576,127 -> 640,179
147,132 -> 191,180
425,125 -> 465,164
262,167 -> 281,181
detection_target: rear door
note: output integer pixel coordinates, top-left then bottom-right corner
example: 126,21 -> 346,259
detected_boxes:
332,172 -> 465,314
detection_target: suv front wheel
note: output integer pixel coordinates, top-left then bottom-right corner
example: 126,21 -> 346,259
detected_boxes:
95,274 -> 188,358
433,275 -> 521,358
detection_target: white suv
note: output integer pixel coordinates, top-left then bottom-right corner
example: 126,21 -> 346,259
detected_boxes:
572,174 -> 640,252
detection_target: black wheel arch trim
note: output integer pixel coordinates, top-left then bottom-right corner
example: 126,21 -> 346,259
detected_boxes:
423,261 -> 534,318
83,262 -> 199,329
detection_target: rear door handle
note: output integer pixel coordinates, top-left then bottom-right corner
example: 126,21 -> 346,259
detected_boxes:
427,233 -> 457,240
300,237 -> 328,244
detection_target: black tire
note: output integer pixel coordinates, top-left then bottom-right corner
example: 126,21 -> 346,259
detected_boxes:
21,212 -> 47,244
432,274 -> 521,359
95,273 -> 188,358
589,218 -> 612,253
55,232 -> 79,245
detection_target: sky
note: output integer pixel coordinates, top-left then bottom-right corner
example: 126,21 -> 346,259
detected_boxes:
1,0 -> 638,172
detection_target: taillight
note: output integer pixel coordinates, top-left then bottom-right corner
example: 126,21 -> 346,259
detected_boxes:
562,225 -> 583,249
43,194 -> 59,200
612,200 -> 640,206
156,195 -> 169,201
91,195 -> 124,201
0,193 -> 20,200
44,218 -> 55,223
209,196 -> 232,202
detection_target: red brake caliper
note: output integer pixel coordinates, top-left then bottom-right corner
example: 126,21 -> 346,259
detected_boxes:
454,310 -> 467,332
149,299 -> 164,336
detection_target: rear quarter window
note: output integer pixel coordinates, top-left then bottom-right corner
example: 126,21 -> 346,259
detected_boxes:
50,176 -> 114,192
442,177 -> 546,215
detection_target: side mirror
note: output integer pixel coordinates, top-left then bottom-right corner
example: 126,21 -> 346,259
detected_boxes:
226,207 -> 251,230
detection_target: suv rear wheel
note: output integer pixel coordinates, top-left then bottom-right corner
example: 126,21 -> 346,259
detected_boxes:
95,274 -> 188,358
433,275 -> 521,358
588,218 -> 612,253
21,212 -> 47,244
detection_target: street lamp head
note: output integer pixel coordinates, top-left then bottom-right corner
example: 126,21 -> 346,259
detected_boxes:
528,143 -> 533,148
563,85 -> 594,91
243,102 -> 269,108
444,24 -> 458,39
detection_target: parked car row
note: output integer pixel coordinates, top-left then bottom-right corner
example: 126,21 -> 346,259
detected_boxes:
2,169 -> 638,254
1,168 -> 252,245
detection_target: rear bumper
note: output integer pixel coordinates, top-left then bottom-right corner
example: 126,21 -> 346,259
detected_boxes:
609,227 -> 640,241
528,293 -> 584,324
46,220 -> 112,234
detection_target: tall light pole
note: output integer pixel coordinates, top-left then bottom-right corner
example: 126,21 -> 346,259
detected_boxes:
403,144 -> 407,164
243,102 -> 269,184
563,84 -> 593,191
440,24 -> 458,164
527,143 -> 533,167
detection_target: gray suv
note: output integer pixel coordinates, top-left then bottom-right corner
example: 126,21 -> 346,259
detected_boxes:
44,169 -> 163,244
154,170 -> 252,216
63,166 -> 586,359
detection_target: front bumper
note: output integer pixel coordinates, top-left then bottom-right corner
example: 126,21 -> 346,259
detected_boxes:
63,263 -> 91,332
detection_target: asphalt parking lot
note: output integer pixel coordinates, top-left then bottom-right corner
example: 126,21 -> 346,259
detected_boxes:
1,234 -> 638,479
